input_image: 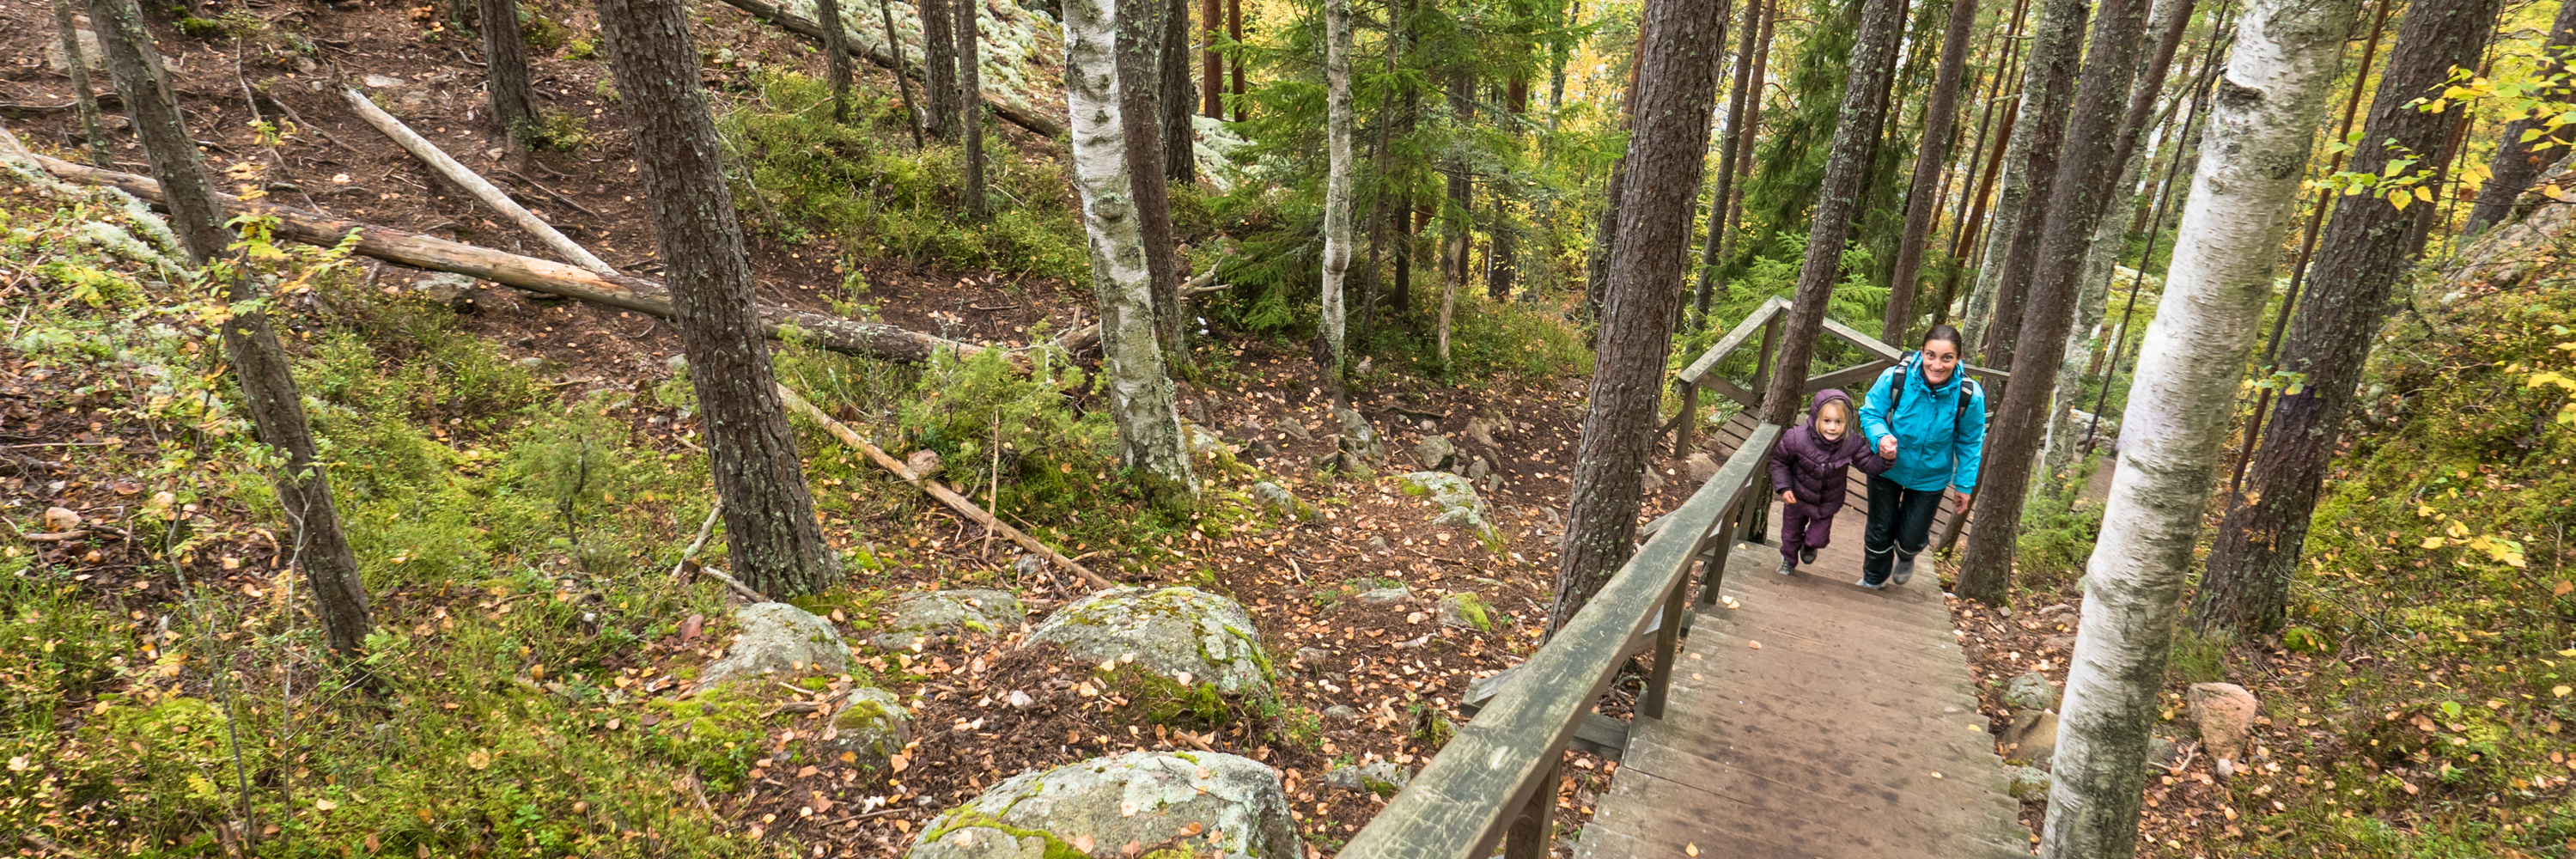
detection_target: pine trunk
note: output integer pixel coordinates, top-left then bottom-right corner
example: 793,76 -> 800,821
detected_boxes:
598,0 -> 841,597
1551,0 -> 1728,629
1691,0 -> 1763,319
49,0 -> 111,165
1161,0 -> 1195,183
90,0 -> 373,655
2193,0 -> 2498,636
2464,0 -> 2576,234
1883,0 -> 1982,344
880,0 -> 927,146
1757,0 -> 1911,426
1320,0 -> 1352,383
1963,0 -> 2086,362
2042,0 -> 2354,851
1227,0 -> 1244,121
1354,0 -> 1408,343
958,0 -> 986,216
922,0 -> 960,138
1063,0 -> 1200,503
1952,0 -> 2156,606
1117,0 -> 1185,359
478,0 -> 539,141
1202,0 -> 1222,116
817,0 -> 853,121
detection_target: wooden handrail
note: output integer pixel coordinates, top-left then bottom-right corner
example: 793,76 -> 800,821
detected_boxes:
1338,423 -> 1782,859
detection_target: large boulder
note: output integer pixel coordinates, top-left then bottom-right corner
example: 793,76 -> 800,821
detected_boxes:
2002,672 -> 2059,712
904,752 -> 1300,859
874,589 -> 1026,649
1400,472 -> 1497,542
1021,587 -> 1274,698
2001,710 -> 2059,768
697,602 -> 850,689
2186,682 -> 2260,776
824,686 -> 911,771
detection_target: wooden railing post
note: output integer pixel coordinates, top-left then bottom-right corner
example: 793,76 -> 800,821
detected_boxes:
1503,756 -> 1560,859
1745,317 -> 1781,543
1673,379 -> 1698,458
1640,569 -> 1690,719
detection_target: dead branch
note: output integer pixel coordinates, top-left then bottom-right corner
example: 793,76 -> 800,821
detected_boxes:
340,87 -> 616,277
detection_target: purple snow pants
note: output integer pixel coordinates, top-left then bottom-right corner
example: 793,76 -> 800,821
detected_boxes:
1779,502 -> 1840,564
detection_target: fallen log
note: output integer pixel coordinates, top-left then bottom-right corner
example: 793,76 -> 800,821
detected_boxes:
712,0 -> 1067,139
774,383 -> 1116,590
340,87 -> 617,277
25,150 -> 993,364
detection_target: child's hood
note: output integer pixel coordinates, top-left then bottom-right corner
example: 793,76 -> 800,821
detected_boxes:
1808,388 -> 1854,423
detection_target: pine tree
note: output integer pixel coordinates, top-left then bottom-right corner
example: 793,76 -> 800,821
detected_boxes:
1961,0 -> 2085,364
1883,0 -> 1982,344
478,0 -> 539,142
1163,0 -> 1197,182
923,0 -> 961,138
958,0 -> 986,216
818,0 -> 854,121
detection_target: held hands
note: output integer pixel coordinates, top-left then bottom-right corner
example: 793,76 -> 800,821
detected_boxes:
1877,436 -> 1898,460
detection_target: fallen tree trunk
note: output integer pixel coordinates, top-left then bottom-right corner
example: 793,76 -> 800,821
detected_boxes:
27,151 -> 992,364
774,383 -> 1117,590
715,0 -> 1068,139
340,87 -> 618,277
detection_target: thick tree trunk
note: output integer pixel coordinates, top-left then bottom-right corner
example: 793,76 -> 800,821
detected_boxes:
1320,0 -> 1352,384
49,0 -> 111,165
1963,0 -> 2086,362
1117,0 -> 1185,359
1227,0 -> 1244,121
2042,0 -> 2353,851
478,0 -> 539,142
2193,0 -> 2498,636
1883,0 -> 1983,344
2465,0 -> 2576,234
599,0 -> 840,596
818,0 -> 854,121
921,0 -> 960,138
1063,0 -> 1199,503
1202,0 -> 1221,116
1757,0 -> 1911,427
1161,0 -> 1194,183
89,0 -> 371,655
1691,0 -> 1763,319
958,0 -> 986,216
1952,0 -> 2157,606
1551,0 -> 1727,629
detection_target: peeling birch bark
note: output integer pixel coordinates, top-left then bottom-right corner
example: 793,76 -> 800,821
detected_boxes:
1319,0 -> 1352,384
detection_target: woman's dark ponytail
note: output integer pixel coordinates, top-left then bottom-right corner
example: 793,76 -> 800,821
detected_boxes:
1921,324 -> 1964,355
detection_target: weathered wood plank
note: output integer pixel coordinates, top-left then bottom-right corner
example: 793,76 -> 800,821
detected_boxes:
1677,295 -> 1788,384
1805,358 -> 1897,394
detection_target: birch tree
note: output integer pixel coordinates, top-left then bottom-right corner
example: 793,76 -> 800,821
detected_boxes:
88,0 -> 373,655
1318,0 -> 1353,385
2042,0 -> 2354,850
1064,0 -> 1200,503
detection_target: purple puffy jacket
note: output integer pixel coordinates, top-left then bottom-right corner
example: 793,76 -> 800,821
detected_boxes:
1769,388 -> 1893,515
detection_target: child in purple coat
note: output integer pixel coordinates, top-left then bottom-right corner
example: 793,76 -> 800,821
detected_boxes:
1769,388 -> 1892,575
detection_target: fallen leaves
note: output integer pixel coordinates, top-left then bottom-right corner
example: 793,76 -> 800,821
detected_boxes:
1746,641 -> 1762,649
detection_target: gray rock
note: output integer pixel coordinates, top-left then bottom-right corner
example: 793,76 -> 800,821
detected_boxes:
1294,646 -> 1328,667
904,751 -> 1300,859
1250,481 -> 1313,521
2037,603 -> 2080,630
1367,537 -> 1390,551
697,602 -> 851,689
2147,735 -> 2182,771
824,686 -> 910,770
2186,682 -> 2260,774
1684,452 -> 1720,483
1466,417 -> 1499,448
44,29 -> 102,73
1182,421 -> 1230,462
1465,456 -> 1493,481
1325,761 -> 1413,797
1437,592 -> 1494,631
1640,466 -> 1665,492
410,271 -> 478,311
1321,705 -> 1360,723
872,589 -> 1024,649
1006,690 -> 1034,709
1357,584 -> 1413,605
1334,407 -> 1384,460
514,355 -> 564,375
1416,435 -> 1457,471
2003,672 -> 2058,712
363,72 -> 406,88
1399,472 -> 1497,542
2001,710 -> 2059,767
2003,765 -> 2051,801
664,354 -> 690,373
1021,587 -> 1274,698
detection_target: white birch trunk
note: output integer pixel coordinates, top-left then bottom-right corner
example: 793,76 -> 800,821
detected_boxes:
2040,0 -> 2355,852
1063,0 -> 1199,502
1319,0 -> 1352,381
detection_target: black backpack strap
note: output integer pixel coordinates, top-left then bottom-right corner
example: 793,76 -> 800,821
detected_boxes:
1955,378 -> 1981,436
1887,351 -> 1913,415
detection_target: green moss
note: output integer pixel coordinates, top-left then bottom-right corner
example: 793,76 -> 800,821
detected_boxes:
1445,593 -> 1494,631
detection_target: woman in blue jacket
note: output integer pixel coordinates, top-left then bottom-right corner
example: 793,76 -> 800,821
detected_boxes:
1853,325 -> 1987,589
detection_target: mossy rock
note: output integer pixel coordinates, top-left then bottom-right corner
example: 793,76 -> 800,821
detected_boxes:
825,686 -> 911,771
904,751 -> 1300,859
1437,592 -> 1493,631
874,588 -> 1025,649
1021,587 -> 1274,701
697,602 -> 850,690
1399,471 -> 1499,545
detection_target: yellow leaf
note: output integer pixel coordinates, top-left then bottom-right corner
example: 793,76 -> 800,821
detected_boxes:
1686,844 -> 1700,857
2420,537 -> 2445,550
315,798 -> 339,811
2390,192 -> 2413,211
2415,186 -> 2434,203
1747,641 -> 1763,649
2555,581 -> 2573,597
2556,685 -> 2572,698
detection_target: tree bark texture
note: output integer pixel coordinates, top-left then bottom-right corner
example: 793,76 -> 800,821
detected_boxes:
1550,0 -> 1726,631
1758,0 -> 1911,427
479,0 -> 539,141
1161,0 -> 1195,183
2194,0 -> 2499,635
879,0 -> 928,145
1883,0 -> 1984,344
598,0 -> 841,596
1202,0 -> 1221,116
1439,68 -> 1473,364
1063,0 -> 1200,502
1227,0 -> 1244,121
89,0 -> 373,655
2464,0 -> 2576,234
2040,0 -> 2353,852
1116,0 -> 1184,357
1953,0 -> 2155,606
921,0 -> 960,138
1964,0 -> 2086,362
1320,0 -> 1352,383
1692,0 -> 1767,319
49,0 -> 111,165
958,0 -> 987,216
817,0 -> 854,121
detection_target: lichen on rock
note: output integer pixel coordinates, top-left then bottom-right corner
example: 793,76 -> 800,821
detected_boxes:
904,751 -> 1300,859
874,588 -> 1026,649
1399,471 -> 1498,545
824,686 -> 911,771
697,602 -> 851,690
1020,587 -> 1273,699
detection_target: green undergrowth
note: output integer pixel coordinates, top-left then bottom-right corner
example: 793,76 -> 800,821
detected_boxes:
2013,458 -> 2108,589
717,72 -> 1086,280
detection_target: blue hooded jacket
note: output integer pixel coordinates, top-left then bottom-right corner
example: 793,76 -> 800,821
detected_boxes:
1856,354 -> 1988,493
